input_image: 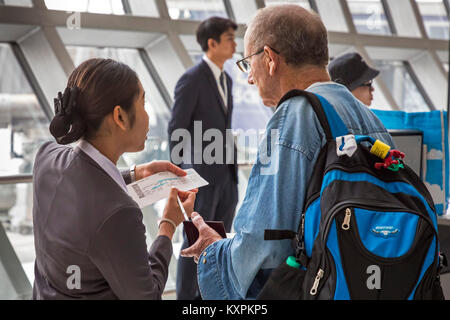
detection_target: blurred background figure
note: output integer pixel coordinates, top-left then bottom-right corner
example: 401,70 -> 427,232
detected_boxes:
168,16 -> 239,300
328,52 -> 380,106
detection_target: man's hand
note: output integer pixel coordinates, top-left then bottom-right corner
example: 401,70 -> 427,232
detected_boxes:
180,212 -> 223,263
135,161 -> 186,181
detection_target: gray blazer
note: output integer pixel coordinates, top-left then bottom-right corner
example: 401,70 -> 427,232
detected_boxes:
32,141 -> 172,299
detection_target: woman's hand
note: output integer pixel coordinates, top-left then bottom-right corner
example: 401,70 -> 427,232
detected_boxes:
135,161 -> 186,181
158,188 -> 196,240
177,190 -> 197,219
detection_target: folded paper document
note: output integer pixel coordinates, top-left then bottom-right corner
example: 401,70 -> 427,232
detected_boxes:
127,168 -> 208,208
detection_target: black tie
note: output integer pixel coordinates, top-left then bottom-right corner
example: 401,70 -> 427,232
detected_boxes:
220,72 -> 226,94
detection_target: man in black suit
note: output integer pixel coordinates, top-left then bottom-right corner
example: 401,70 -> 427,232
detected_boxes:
168,16 -> 238,300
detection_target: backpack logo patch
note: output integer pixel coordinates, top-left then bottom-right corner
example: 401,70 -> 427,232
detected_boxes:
371,225 -> 399,238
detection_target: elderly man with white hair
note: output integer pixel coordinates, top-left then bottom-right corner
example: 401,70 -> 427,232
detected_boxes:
181,4 -> 394,299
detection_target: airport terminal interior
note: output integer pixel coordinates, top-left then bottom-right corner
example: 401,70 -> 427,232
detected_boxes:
0,0 -> 449,300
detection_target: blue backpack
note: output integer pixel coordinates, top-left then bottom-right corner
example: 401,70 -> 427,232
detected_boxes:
258,90 -> 445,300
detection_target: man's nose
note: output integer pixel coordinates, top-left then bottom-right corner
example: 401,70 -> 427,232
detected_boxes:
247,72 -> 254,85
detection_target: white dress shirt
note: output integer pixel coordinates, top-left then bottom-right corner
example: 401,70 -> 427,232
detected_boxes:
202,54 -> 228,108
77,139 -> 128,193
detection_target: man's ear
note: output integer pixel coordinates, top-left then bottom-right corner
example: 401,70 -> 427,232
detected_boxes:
264,45 -> 279,76
207,38 -> 217,51
112,105 -> 127,131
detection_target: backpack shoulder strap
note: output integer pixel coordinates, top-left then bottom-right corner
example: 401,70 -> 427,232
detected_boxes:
265,89 -> 350,242
277,89 -> 349,140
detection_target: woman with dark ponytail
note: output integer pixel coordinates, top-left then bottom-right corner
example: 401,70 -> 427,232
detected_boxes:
32,58 -> 196,299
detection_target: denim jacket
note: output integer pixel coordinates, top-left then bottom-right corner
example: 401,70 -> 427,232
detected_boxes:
197,82 -> 394,299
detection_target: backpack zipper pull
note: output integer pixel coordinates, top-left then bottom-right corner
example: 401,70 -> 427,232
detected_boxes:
342,208 -> 351,230
310,268 -> 324,295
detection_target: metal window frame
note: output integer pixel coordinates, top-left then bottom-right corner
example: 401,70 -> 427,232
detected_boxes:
10,42 -> 53,121
381,0 -> 398,35
410,0 -> 428,38
0,175 -> 33,185
0,220 -> 33,299
309,0 -> 318,13
403,60 -> 436,110
138,48 -> 173,109
339,0 -> 357,34
223,0 -> 237,22
444,0 -> 450,17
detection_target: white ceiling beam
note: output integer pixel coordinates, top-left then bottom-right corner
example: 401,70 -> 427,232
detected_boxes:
0,6 -> 446,52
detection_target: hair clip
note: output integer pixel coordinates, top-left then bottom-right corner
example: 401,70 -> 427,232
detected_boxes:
53,86 -> 80,116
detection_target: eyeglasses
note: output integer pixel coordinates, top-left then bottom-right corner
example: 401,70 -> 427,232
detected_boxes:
360,80 -> 373,88
236,46 -> 280,73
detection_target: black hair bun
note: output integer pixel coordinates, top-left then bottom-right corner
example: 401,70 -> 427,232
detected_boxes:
49,86 -> 86,145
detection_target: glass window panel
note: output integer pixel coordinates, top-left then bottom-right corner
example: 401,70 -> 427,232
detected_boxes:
371,81 -> 393,110
264,0 -> 311,9
0,44 -> 51,177
416,0 -> 449,39
315,0 -> 349,32
0,43 -> 52,296
373,60 -> 430,112
347,0 -> 392,35
329,45 -> 355,59
409,51 -> 447,109
1,182 -> 35,283
385,0 -> 422,37
145,36 -> 186,100
44,0 -> 125,15
166,0 -> 228,20
179,34 -> 202,52
2,0 -> 32,6
127,0 -> 159,17
0,181 -> 35,298
436,49 -> 449,62
229,0 -> 258,24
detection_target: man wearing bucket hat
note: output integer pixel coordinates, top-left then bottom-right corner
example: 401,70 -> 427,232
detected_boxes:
328,52 -> 380,106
